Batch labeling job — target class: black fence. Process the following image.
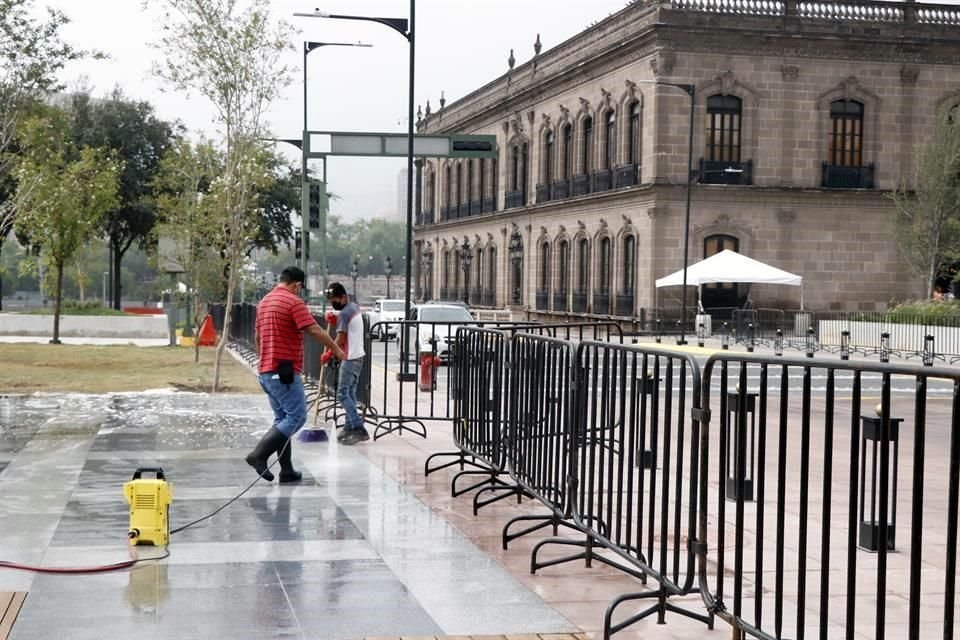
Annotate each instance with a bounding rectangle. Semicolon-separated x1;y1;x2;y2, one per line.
440;328;960;640
649;306;960;362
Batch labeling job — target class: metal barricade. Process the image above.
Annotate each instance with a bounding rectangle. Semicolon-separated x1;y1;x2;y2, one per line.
572;341;712;637
500;334;584;559
698;353;960;640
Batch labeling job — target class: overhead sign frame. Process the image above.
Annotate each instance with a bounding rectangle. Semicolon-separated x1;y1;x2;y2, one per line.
303;131;498;160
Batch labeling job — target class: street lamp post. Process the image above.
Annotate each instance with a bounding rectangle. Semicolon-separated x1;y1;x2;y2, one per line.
294;3;415;322
102;271;108;306
460;239;472;305
302;40;371;301
385;256;393;298
350;258;359;301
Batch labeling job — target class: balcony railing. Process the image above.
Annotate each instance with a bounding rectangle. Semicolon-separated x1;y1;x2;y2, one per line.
535;289;549;311
469;200;481;216
482;196;495;213
615;293;635;317
593;169;613;192
421;208;433;225
616;164;639;188
536;183;552;204
822;162;875;189
552;179;571;200
699;159;754;185
572;174;591;197
572;292;588;313
439;206;450;221
505;189;524;209
470;287;482;305
439;287;450;301
553;291;568;311
593;290;611;315
482;290;495;307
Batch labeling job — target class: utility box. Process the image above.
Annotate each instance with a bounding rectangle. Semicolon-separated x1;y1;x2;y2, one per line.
123;468;172;546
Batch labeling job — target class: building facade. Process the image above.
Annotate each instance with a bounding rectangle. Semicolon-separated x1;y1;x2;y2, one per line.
412;0;960;321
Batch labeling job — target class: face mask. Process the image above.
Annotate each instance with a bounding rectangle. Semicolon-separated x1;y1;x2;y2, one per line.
331;300;345;311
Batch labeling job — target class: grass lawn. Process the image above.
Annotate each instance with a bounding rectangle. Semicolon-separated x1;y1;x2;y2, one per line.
0;344;262;394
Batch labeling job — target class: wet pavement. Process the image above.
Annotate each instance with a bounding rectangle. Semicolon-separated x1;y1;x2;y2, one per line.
0;392;576;640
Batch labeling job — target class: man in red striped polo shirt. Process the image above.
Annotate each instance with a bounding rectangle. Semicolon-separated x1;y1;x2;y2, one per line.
245;267;345;483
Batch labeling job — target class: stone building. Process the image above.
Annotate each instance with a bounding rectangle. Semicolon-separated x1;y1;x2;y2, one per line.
412;0;960;321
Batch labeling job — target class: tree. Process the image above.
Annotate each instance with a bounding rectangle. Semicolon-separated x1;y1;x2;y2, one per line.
69;89;178;309
13;107;120;342
0;0;94;310
153;137;225;361
253;154;299;254
892;111;960;298
151;0;294;390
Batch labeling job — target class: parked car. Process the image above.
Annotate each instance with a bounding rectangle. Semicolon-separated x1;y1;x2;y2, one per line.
368;298;406;340
397;303;475;362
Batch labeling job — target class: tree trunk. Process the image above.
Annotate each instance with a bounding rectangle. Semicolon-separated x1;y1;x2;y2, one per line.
212;266;237;393
193;290;200;364
52;261;64;344
0;243;4;312
107;242;113;308
112;240;123;310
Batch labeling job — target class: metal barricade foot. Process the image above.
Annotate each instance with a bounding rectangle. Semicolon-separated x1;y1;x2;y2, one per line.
424;450;486;477
373;417;427;440
502;513;580;550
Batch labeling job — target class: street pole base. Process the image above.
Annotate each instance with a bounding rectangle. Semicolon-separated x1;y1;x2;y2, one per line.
49;339;62;345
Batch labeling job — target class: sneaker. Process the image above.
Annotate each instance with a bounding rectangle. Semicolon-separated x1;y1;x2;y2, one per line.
340;427;371;446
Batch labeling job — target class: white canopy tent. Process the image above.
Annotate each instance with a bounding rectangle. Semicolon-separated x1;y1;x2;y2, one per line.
655;250;804;309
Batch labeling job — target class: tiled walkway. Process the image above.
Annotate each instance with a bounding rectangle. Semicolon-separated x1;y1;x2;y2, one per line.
0;393;580;640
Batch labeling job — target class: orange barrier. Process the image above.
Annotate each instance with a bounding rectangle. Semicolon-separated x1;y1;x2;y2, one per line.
197;314;217;346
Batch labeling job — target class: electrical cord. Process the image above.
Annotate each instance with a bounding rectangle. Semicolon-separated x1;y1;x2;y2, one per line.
0;440;290;574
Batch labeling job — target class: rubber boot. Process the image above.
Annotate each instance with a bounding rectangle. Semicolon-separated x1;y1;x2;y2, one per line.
245;428;286;482
277;436;302;483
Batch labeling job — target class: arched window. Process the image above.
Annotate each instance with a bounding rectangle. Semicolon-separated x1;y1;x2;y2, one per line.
540;242;551;291
474;245;483;302
521;142;529;205
555;239;570;311
598;237;611;294
577;238;589;293
582;116;594;175
486;246;497;304
545;130;555;185
426;170;435;214
479;158;487;213
706;95;742;164
829;99;864;168
628;101;641;166
511;146;520;191
455;162;463;217
604;110;616;170
444;164;452;220
441;249;450;296
562;123;573;180
558;241;569;292
466;160;474;215
622;235;636;294
491;157;499;211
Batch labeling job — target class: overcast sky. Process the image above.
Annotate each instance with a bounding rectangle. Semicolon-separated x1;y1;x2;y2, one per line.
49;0;629;222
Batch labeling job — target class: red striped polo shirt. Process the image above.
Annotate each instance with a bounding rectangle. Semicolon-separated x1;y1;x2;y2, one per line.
256;286;316;374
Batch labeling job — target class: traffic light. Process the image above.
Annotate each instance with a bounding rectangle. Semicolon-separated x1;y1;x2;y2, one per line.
308;182;321;230
295;230;302;260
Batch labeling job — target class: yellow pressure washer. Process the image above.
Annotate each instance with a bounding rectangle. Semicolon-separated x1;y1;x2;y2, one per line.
123;467;173;546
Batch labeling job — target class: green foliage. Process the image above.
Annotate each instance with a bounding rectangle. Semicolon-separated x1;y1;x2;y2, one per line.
892;111;960;297
326;216;409;275
68;89;178;307
13;105;120;339
150;0;296;389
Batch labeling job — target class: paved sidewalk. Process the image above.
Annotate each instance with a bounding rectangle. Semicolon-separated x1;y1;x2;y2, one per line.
0;393;578;640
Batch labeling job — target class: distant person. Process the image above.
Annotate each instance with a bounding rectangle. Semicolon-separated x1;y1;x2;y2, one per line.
325;282;369;445
934;286;945;302
246;267;345;482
